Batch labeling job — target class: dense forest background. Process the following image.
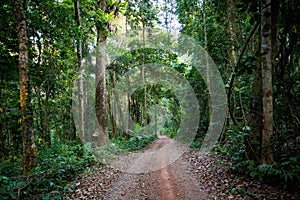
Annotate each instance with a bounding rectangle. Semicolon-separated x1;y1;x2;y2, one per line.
0;0;299;199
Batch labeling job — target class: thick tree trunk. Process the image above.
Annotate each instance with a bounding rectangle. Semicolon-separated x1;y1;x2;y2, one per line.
94;0;109;146
14;0;37;173
95;34;109;145
260;0;274;165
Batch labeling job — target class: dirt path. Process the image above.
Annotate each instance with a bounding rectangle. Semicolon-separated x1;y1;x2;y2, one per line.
104;137;209;199
64;138;299;200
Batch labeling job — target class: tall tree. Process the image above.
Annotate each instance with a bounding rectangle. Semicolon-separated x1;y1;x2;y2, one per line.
95;0;121;145
14;0;37;173
260;0;274;164
74;0;82;141
227;0;237;69
95;7;109;146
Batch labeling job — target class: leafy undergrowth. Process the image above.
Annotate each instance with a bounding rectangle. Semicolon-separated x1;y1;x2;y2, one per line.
0;142;96;200
0;135;157;199
214;127;300;193
111;134;157;152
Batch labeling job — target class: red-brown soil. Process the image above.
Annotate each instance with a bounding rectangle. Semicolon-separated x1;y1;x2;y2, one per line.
64;137;299;200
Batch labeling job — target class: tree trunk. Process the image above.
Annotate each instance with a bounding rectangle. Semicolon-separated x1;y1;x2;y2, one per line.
260;0;274;165
112;71;127;138
141;19;147;127
43;89;50;145
112;72;117;137
271;0;279;62
34;87;43;140
95;35;109;145
227;0;237;67
203;0;209;84
126;73;131;139
74;0;83;141
95;0;109;146
14;0;37;173
69;107;76;140
203;0;212;136
248;63;262;162
226;0;237;129
107;82;115;138
247;22;262;164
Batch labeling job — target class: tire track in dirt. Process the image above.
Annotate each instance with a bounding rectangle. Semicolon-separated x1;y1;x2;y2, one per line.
159;166;178;200
157;137;178;200
104;137;209;199
64;138;299;199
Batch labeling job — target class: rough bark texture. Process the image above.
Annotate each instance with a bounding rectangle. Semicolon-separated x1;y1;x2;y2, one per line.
226;0;237;130
95;38;109;146
14;0;37;173
95;0;109;146
260;0;274;164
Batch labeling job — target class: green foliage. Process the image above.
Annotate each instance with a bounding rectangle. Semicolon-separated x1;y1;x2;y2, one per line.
0;0;299;196
216;127;300;191
190;141;201;149
112;134;157;152
0;142;96;199
159;127;177;139
257;157;300;190
230;187;250;196
125;0;159;29
88;134;156;165
109;47;209;147
0;0;18;81
214;126;248;163
235;156;300;190
126;123;144;135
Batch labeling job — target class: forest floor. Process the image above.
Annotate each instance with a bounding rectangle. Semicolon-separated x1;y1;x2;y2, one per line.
64;137;299;200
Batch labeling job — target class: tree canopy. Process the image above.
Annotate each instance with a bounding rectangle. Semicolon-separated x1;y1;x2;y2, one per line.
0;0;299;198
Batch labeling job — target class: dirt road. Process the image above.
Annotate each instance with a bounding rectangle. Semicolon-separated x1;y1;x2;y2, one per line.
105;137;209;199
64;137;298;199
